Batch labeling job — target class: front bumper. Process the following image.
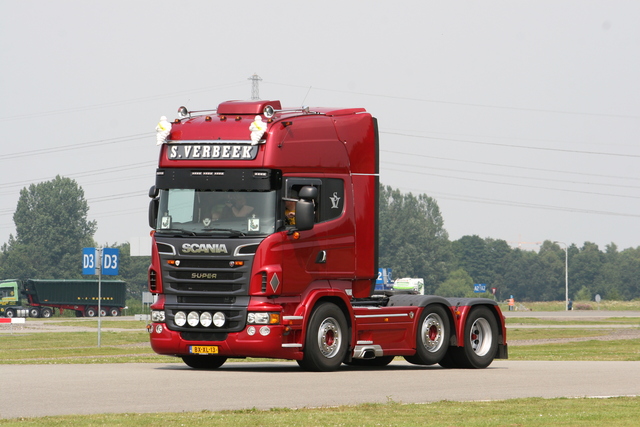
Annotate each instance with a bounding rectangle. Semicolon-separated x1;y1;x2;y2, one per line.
148;322;303;360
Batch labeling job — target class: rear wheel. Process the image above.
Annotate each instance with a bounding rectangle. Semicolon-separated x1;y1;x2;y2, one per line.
298;302;348;372
182;356;227;370
452;306;499;369
404;305;450;366
29;307;40;318
40;307;53;318
109;307;120;317
85;307;97;317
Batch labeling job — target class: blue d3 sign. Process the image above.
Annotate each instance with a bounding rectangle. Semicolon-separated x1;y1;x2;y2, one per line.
102;248;120;276
82;248;97;275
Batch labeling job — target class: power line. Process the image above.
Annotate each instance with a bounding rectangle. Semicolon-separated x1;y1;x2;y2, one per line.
265;80;640;120
0;81;247;122
0;161;155;191
381;149;640;182
381;166;640;200
381;130;640;158
392;184;640;219
0;133;151;161
382;160;640;190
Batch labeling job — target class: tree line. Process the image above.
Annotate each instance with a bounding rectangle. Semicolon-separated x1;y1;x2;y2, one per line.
0;177;638;302
378;185;640;302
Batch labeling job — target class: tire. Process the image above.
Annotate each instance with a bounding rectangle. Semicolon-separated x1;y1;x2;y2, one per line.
182;356;227;370
40;307;53;318
299;302;348;372
5;308;15;318
454;306;499;369
404;305;450;366
109;307;120;317
29;308;41;318
344;356;395;368
85;307;97;317
99;308;108;317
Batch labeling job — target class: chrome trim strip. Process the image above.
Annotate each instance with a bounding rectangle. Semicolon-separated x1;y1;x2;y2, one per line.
354;313;410;319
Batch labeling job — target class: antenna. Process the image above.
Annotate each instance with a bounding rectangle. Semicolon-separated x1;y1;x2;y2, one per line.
248;73;262;100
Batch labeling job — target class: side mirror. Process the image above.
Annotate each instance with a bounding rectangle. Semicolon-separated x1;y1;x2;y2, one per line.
148;199;159;229
298;186;318;200
149;185;158;198
294;186;318;231
295;200;315;231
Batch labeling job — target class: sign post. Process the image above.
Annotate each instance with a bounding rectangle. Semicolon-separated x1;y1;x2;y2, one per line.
83;247;119;347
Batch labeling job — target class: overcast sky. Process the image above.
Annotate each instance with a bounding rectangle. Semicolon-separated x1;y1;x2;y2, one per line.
1;1;639;254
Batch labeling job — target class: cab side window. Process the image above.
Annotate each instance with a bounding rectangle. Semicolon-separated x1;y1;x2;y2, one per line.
284;178;344;224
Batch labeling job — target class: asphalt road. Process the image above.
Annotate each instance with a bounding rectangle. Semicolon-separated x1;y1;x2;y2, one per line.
2;360;639;419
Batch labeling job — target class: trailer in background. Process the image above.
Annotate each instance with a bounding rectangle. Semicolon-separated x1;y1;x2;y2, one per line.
0;279;126;318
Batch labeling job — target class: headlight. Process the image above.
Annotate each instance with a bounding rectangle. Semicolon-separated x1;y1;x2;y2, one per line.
213;311;226;327
247;312;280;324
151;310;165;322
174;311;187;327
248;312;269;324
200;311;212;327
187;311;200;327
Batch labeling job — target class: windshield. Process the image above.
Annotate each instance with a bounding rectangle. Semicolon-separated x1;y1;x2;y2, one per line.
155;189;277;236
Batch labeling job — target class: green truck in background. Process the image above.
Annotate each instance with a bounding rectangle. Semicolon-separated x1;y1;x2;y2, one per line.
0;279;126;318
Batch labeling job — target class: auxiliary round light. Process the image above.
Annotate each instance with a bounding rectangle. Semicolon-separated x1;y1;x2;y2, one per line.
155;324;163;334
247;326;256;336
187;311;200;327
213;311;226;327
259;326;270;336
174;311;187;327
200;312;213;327
263;105;275;118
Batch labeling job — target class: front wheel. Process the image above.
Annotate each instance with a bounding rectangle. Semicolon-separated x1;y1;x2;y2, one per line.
299;302;348;372
182;356;227;370
5;308;15;318
404;305;450;366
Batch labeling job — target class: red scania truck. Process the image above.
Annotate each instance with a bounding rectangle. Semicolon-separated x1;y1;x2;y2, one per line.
147;99;507;371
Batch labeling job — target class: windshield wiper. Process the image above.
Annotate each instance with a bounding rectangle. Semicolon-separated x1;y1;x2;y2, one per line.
155;228;196;237
200;228;246;237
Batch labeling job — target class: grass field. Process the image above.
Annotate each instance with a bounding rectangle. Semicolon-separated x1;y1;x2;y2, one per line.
502;300;640;312
1;397;639;426
1;313;639;425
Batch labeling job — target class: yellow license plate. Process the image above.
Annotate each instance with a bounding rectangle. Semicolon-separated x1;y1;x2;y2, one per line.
189;345;219;354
